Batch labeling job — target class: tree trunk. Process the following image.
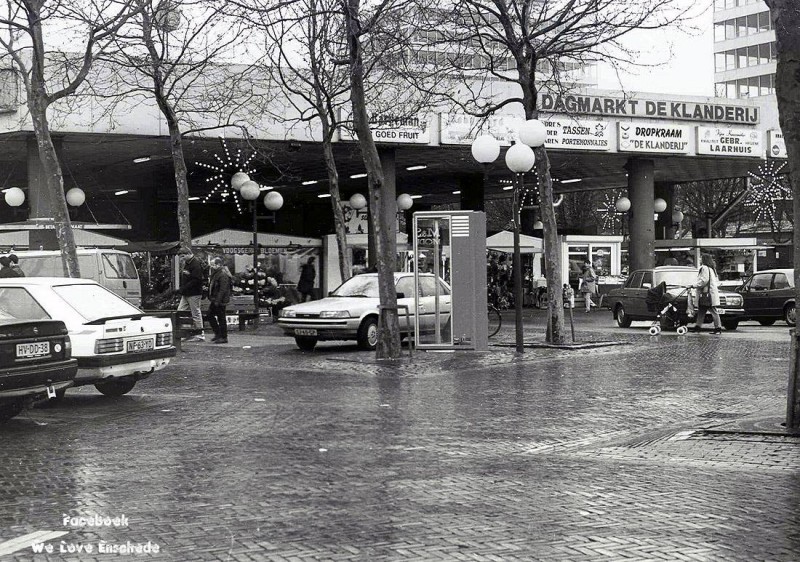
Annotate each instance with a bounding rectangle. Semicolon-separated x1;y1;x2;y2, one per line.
27;89;80;278
766;0;800;429
162;108;192;251
319;127;353;283
345;0;401;359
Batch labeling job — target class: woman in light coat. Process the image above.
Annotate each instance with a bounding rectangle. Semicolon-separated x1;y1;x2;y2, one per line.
690;254;722;334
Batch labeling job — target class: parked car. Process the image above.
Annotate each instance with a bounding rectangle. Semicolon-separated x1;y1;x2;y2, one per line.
278;273;451;351
0;317;78;421
734;268;795;327
605;266;745;330
0;278;176;396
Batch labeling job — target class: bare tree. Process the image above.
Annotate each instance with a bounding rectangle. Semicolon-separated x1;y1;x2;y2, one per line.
253;0;354;282
417;0;693;343
108;0;257;251
764;0;800;429
0;0;139;276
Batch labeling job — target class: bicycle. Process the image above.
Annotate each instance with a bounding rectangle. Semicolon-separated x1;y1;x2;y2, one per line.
487;304;502;338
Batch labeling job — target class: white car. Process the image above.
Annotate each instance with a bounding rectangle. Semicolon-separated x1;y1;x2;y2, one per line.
278;273;452;351
0;278;176;396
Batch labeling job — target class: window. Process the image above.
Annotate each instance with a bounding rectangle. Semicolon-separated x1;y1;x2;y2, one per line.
738;78;749;97
627;271;644;289
771;41;777;60
746;13;759;35
725;20;736;40
758;11;771;32
102;253;138;280
748;45;759;66
736;16;747;37
749;274;772;291
419;276;448;297
52;283;142;322
714;22;726;42
760;74;772;96
641;272;653;289
727;81;737;98
726;50;736;70
759;43;770;65
395;277;416;299
773;274;790;290
737;47;748;68
715;83;727;97
0;288;50;320
715;52;726;72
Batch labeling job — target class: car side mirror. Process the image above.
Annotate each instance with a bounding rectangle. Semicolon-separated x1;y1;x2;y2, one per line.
327;291;334;296
396;292;405;299
642;282;652;289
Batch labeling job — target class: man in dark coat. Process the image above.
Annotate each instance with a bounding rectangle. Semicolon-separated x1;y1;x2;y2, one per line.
0;256;14;278
7;254;24;277
176;249;206;341
297;256;316;302
207;257;233;344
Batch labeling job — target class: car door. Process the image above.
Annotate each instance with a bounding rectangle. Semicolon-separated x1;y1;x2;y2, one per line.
394;277;418;335
619;271;644;317
743;273;773;317
768;272;792;317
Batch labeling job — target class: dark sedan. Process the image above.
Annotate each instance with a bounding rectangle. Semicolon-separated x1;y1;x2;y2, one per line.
605;266;745;330
735;269;795;327
0;318;78;422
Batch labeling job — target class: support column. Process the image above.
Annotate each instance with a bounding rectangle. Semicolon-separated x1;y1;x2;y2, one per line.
626;158;655;271
378;148;397;271
459;173;484;211
654;181;676;240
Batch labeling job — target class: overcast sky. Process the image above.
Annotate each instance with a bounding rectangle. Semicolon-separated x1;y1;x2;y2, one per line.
596;1;716;97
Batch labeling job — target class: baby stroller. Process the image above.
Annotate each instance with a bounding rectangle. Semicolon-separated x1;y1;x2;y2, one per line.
645;281;690;336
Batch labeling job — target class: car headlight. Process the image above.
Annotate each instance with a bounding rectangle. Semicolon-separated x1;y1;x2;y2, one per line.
320;310;351;318
727;295;743;306
280;309;297;318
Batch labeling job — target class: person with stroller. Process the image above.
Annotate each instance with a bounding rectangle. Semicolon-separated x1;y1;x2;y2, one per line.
689;254;722;334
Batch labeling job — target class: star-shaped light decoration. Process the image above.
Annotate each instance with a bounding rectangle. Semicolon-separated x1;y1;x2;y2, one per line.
745;160;790;224
195;138;258;214
596;190;626;232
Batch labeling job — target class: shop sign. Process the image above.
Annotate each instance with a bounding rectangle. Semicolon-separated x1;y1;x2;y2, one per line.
539;93;759;124
618;123;691;154
342;204;368;234
541;117;611;151
221;246;311;256
440;113;522;145
339;113;430;144
697;127;763;157
768;129;787;159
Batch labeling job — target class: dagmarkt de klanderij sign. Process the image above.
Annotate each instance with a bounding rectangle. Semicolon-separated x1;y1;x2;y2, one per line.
538;94;760;125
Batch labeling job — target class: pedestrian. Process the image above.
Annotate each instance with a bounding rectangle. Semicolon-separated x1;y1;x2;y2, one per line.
689;254;722;335
0;256;14;278
176;248;206;342
207;257;233;344
579;260;597;313
6;254;24;276
297;256;316;302
663;251;678;266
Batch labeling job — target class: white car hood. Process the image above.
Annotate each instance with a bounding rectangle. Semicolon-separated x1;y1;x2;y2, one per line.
285;297;379;314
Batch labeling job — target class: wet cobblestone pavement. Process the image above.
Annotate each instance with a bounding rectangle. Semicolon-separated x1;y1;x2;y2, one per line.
1;310;799;560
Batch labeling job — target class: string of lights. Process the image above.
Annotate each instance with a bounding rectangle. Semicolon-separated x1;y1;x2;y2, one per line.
745;160;790;225
195;138;258;214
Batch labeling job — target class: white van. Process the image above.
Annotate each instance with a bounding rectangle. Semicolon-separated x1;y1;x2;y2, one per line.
11;249;142;307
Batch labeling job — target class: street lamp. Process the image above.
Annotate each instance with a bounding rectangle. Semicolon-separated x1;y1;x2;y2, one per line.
671;209;684;239
615;196;631;237
235;174;283;327
4;187;25;207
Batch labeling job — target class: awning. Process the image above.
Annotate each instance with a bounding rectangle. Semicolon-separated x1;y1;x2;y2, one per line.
486;230;543;254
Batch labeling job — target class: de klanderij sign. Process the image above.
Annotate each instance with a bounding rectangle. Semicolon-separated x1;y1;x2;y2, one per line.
539;93;759;125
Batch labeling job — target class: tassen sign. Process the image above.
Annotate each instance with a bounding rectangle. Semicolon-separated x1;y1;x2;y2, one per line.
618;124;692;154
697;127;763;157
542;117;611;151
539;93;759;125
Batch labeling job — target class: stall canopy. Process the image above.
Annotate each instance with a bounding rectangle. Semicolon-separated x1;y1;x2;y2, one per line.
486;231;543;254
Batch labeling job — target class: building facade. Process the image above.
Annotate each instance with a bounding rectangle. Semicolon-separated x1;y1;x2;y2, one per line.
713;0;776;99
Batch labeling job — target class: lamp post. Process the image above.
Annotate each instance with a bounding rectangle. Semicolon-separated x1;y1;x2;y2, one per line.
4;187;25;208
236;174;283;327
615;196;631;237
672;210;684;239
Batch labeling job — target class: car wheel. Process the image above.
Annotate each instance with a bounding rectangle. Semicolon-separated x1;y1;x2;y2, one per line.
721;319;739;331
0;401;23;422
785;304;796;327
758;319;776;326
94;378;136;397
357;316;379;350
615;305;632;328
294;336;318;351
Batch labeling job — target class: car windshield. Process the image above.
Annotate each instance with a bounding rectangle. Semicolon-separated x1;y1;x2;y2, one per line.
331;276;379;298
52;283;143;322
654;270;698;287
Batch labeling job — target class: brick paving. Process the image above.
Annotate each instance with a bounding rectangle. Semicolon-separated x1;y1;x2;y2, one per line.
0;311;799;560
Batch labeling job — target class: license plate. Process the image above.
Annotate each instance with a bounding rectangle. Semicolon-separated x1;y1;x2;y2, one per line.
16;342;50;359
295;329;317;336
126;338;155;352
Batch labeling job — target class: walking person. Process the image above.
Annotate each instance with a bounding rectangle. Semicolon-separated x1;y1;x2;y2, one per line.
297;256;316;302
0;256;14;278
176;249;206;342
579;260;597;313
689;254;722;335
207;257;233;344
